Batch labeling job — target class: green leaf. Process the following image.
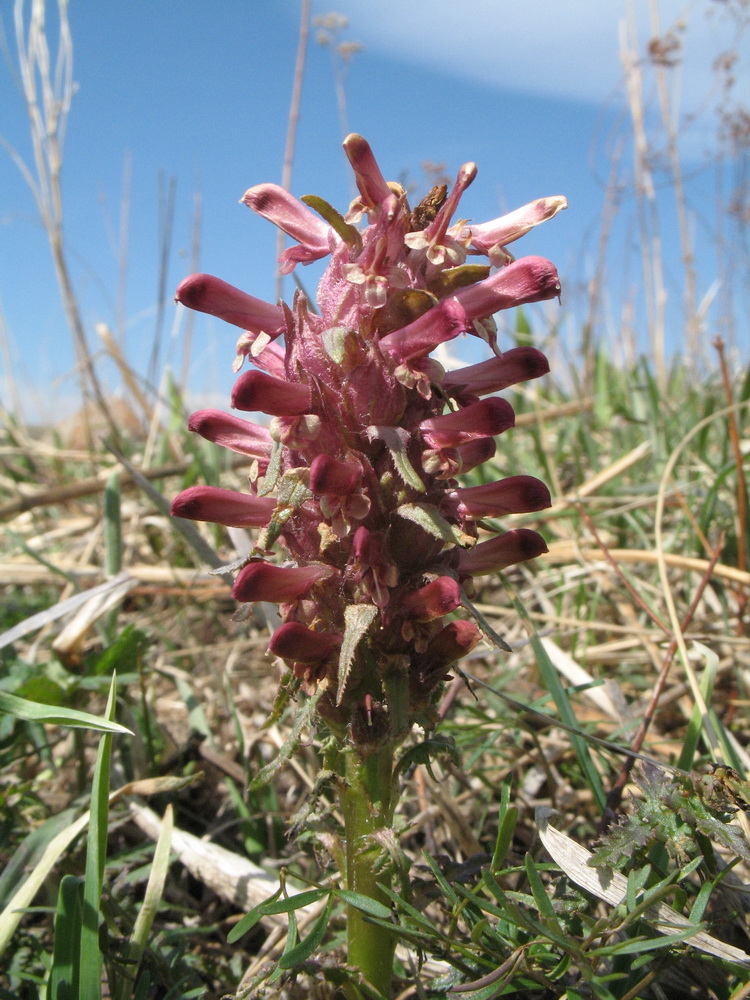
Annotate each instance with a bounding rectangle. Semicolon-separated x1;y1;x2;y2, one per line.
395;734;460;782
366;426;425;492
227;888;282;944
334;889;392;920
260;888;327;914
337;604;378;705
459;590;512;652
79;673;118;1000
491;778;518;872
279;895;335;969
114;805;174;1000
249;686;324;790
301;195;362;251
49;875;83;1000
0;689;132;735
395;502;474;548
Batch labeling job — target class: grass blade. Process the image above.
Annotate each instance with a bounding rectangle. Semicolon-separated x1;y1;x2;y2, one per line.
114;804;174;1000
49;875;84;1000
0;689;132;734
79;673;118;1000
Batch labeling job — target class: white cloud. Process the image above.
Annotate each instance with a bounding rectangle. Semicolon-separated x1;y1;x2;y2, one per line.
316;0;747;111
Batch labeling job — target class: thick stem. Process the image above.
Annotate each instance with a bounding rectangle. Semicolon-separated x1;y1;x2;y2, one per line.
340;742;396;998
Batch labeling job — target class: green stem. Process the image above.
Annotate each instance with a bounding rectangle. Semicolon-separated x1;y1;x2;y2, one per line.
340;742;396;998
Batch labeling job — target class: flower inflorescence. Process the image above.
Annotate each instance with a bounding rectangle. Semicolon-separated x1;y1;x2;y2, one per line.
171;134;564;752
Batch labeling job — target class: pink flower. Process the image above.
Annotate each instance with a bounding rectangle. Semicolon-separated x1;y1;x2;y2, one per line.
172;135;561;748
188;410;272;463
171;486;276;528
458;528;549;576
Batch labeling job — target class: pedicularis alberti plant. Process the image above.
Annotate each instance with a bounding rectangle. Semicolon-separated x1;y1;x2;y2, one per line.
171;134;564;996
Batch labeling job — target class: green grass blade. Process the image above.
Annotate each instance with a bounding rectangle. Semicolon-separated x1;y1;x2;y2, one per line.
114;804;174;1000
79;673;118;1000
0;807;78;910
0;810;90;956
505;584;606;809
0;689;132;734
49;875;84;1000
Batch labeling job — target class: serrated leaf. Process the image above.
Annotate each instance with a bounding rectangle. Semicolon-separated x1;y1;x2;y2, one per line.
366;426;425;492
337;604;378;705
395;502;474;548
301;195;362;251
258;467;313;549
249;686;324;790
395;734;460;781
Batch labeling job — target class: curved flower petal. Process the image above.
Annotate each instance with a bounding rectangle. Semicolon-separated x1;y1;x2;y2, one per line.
171;486;276;528
420;398;515;449
453;476;551;518
175;273;285;335
231;371;313;416
309;454;361;495
458;528;549;575
401;577;462;622
233;561;332;603
242;183;332;248
269;622;342;663
188;410;272;460
463;196;568;256
443;347;550;399
343;133;393;211
454;256;561;320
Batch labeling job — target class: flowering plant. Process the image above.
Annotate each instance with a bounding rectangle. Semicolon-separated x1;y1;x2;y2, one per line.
171;134;564;996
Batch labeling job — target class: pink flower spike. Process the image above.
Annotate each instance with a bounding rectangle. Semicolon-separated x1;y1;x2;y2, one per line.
464;196;568;257
171;486;276;528
420;398;515;449
233;561;331;603
309;455;360;495
378;297;469;363
175;274;285;335
443;347;550;399
231;371;312;416
401;577;462;622
458;528;549;575
453;476;552;518
188;410;272;460
343;133;393;211
269;622;342;664
454;256;561;321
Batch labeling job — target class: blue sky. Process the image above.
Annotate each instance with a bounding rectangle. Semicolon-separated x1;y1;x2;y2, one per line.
1;1;746;422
